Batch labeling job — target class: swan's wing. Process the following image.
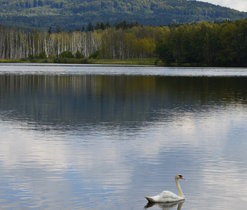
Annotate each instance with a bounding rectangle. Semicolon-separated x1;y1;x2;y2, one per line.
159;191;182;202
161;191;178;198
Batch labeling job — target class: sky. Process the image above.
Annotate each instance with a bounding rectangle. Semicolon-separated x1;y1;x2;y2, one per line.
199;0;247;12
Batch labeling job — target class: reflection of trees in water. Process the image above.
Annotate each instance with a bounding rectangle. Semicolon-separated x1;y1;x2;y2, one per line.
0;75;247;127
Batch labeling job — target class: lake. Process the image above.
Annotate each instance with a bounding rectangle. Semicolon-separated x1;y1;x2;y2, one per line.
0;64;247;210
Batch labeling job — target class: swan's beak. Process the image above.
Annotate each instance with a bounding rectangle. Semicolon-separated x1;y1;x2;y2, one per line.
180;176;185;180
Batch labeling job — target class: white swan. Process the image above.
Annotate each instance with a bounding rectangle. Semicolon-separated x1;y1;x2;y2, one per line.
145;174;185;203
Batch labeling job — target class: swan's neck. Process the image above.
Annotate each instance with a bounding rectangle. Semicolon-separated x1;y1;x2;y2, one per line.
175;178;184;198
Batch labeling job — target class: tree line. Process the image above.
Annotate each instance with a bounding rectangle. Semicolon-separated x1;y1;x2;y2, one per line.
0;19;246;66
0;23;163;60
0;26;100;59
49;21;141;33
156;19;247;66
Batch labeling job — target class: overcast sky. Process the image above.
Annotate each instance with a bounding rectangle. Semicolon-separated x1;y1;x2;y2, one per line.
199;0;247;12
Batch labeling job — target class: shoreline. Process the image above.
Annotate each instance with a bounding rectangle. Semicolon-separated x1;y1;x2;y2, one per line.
0;58;157;66
0;58;246;68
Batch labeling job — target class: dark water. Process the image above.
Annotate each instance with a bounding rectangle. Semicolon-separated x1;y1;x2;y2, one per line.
0;65;247;210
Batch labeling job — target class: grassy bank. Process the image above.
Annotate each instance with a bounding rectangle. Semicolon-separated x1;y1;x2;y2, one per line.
0;59;30;63
90;58;156;65
0;58;157;66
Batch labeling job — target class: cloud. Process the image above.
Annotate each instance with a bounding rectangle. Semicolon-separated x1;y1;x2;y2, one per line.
199;0;247;12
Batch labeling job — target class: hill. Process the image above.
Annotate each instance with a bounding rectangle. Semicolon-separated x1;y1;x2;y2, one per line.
0;0;246;30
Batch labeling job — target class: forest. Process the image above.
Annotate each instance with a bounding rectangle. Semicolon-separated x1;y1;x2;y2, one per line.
0;19;246;66
156;19;247;66
0;0;246;30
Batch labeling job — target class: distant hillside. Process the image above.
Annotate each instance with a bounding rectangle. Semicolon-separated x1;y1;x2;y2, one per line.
0;0;246;30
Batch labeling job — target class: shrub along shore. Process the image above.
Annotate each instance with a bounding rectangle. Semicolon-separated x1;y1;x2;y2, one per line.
0;19;246;67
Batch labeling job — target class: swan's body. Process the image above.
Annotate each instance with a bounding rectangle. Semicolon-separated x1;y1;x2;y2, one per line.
145;191;183;203
145;174;185;203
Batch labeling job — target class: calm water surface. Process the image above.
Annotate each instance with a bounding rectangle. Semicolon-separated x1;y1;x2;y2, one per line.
0;64;247;210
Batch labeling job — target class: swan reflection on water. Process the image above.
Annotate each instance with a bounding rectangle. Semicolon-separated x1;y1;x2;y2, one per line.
145;200;184;210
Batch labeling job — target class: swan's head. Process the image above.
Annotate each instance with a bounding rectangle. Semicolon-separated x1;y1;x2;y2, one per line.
175;174;185;180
